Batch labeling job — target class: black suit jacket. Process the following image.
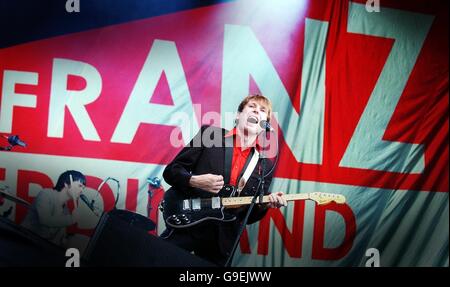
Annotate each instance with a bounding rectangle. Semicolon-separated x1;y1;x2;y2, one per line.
163;125;275;256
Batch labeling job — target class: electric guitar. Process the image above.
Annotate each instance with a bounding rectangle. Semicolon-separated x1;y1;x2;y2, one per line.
160;186;346;229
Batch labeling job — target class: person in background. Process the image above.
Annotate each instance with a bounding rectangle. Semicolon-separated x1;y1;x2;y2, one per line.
21;170;86;247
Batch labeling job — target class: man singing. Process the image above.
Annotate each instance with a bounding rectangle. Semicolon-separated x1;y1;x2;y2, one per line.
161;94;286;266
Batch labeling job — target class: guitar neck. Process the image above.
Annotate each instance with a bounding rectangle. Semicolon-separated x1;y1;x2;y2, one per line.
221;193;309;208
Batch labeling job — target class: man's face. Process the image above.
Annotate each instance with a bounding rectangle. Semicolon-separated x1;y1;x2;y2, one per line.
236;99;269;135
67;180;85;199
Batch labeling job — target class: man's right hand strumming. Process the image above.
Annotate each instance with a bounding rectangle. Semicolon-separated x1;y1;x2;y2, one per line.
189;174;224;194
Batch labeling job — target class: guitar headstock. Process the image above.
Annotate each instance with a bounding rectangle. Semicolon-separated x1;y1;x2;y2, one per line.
309;192;346;205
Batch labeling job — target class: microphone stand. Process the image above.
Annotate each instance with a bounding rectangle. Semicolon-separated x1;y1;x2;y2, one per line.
87;177;120;217
1;135;26;151
97;177;121;211
0;135;12;151
224;127;277;267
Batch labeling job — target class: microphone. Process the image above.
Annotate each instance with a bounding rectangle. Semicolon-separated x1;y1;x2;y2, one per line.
79;194;97;216
5;135;26;147
259;120;274;132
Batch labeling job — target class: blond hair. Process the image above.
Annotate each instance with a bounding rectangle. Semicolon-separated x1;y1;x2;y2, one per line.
237;94;272;121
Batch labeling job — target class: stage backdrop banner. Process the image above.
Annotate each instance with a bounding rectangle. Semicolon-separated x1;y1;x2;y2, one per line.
0;0;448;266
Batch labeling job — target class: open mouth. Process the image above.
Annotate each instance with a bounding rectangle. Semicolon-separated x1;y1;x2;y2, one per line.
247;115;259;124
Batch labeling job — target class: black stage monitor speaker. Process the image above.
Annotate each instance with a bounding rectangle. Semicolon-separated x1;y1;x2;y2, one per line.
83;209;214;267
0;217;67;266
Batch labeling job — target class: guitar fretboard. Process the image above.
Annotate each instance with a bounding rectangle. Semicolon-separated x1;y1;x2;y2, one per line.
221;193;310;208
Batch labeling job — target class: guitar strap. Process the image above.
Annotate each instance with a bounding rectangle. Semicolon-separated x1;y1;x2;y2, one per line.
224;135;260;195
224;137;259;194
236;148;259;195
